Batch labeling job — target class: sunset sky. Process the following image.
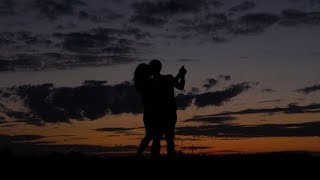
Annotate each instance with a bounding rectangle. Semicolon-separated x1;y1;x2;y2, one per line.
0;0;320;156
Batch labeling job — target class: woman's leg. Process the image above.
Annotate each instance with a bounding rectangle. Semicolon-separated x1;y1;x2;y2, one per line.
136;129;152;157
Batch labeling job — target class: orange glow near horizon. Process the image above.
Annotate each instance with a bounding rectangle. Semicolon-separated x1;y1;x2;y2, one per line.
1;108;320;155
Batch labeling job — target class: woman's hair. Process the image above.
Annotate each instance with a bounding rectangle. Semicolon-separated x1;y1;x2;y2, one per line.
134;63;150;94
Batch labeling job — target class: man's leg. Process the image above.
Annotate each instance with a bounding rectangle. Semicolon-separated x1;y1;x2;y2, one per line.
151;130;161;158
166;114;177;157
166;127;175;157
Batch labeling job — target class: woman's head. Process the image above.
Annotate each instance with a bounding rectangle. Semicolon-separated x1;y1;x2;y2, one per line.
134;63;150;93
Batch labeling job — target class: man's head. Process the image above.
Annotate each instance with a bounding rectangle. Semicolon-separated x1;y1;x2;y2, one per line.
149;59;162;75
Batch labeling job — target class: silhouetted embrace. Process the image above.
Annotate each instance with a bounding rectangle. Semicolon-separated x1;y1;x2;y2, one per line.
134;59;187;158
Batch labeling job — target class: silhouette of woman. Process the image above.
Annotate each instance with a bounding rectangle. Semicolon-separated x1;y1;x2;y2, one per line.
134;63;153;157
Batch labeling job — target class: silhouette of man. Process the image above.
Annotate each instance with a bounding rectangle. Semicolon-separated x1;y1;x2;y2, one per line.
148;59;186;158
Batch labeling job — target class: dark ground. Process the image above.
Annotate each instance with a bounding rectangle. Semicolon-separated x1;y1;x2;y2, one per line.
1;148;319;178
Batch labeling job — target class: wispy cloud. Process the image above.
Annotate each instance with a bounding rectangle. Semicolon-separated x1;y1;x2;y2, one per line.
261;88;276;93
176;121;320;138
205;103;320;117
0;53;143;72
185;116;237;124
218;75;231;81
33;0;86;20
0;134;137;155
94;127;136;133
203;78;218;90
195;82;253;107
0;0;15;17
229;1;256;13
130;0;208;26
296;84;320;94
257;99;283;104
54;27;151;54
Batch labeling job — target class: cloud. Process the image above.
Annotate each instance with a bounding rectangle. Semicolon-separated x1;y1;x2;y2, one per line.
296;84;320;94
43;144;138;154
0;134;137;155
176;121;320;138
0;28;149;71
130;0;208;26
78;9;123;23
83;80;108;86
6;109;53;126
176;93;194;110
9;135;45;142
15;31;53;47
0;0;15;16
176;8;319;42
209;1;224;8
0;123;18;128
208;103;320;117
0;134;44;143
176;58;199;62
181;146;211;150
0;32;15;48
54;27;151;54
132;0;208;16
203;78;218;90
3;81;142;124
187;87;200;95
0;31;54;53
177;81;255;109
230;13;279;35
229;1;256;12
185;116;237;124
54;31;130;54
177;12;279;41
130;14;167;27
0;103;8;112
218;75;231;81
33;0;86;19
94;127;136;133
0;58;12;71
0;32;14;46
261;88;276;93
0;53;142;72
123;26;153;39
178;13;229;34
0;116;5;123
1;81;257;124
195;82;253;107
279;9;320;27
257;99;283;104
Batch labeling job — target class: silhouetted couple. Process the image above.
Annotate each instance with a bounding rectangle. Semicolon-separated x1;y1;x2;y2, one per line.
134;59;186;158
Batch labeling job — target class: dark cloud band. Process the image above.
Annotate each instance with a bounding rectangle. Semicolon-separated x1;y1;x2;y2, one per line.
1;80;253;125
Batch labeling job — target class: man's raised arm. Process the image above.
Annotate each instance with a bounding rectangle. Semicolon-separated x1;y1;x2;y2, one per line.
174;66;187;90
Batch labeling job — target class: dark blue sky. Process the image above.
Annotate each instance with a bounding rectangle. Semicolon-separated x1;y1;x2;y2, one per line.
1;0;319;102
